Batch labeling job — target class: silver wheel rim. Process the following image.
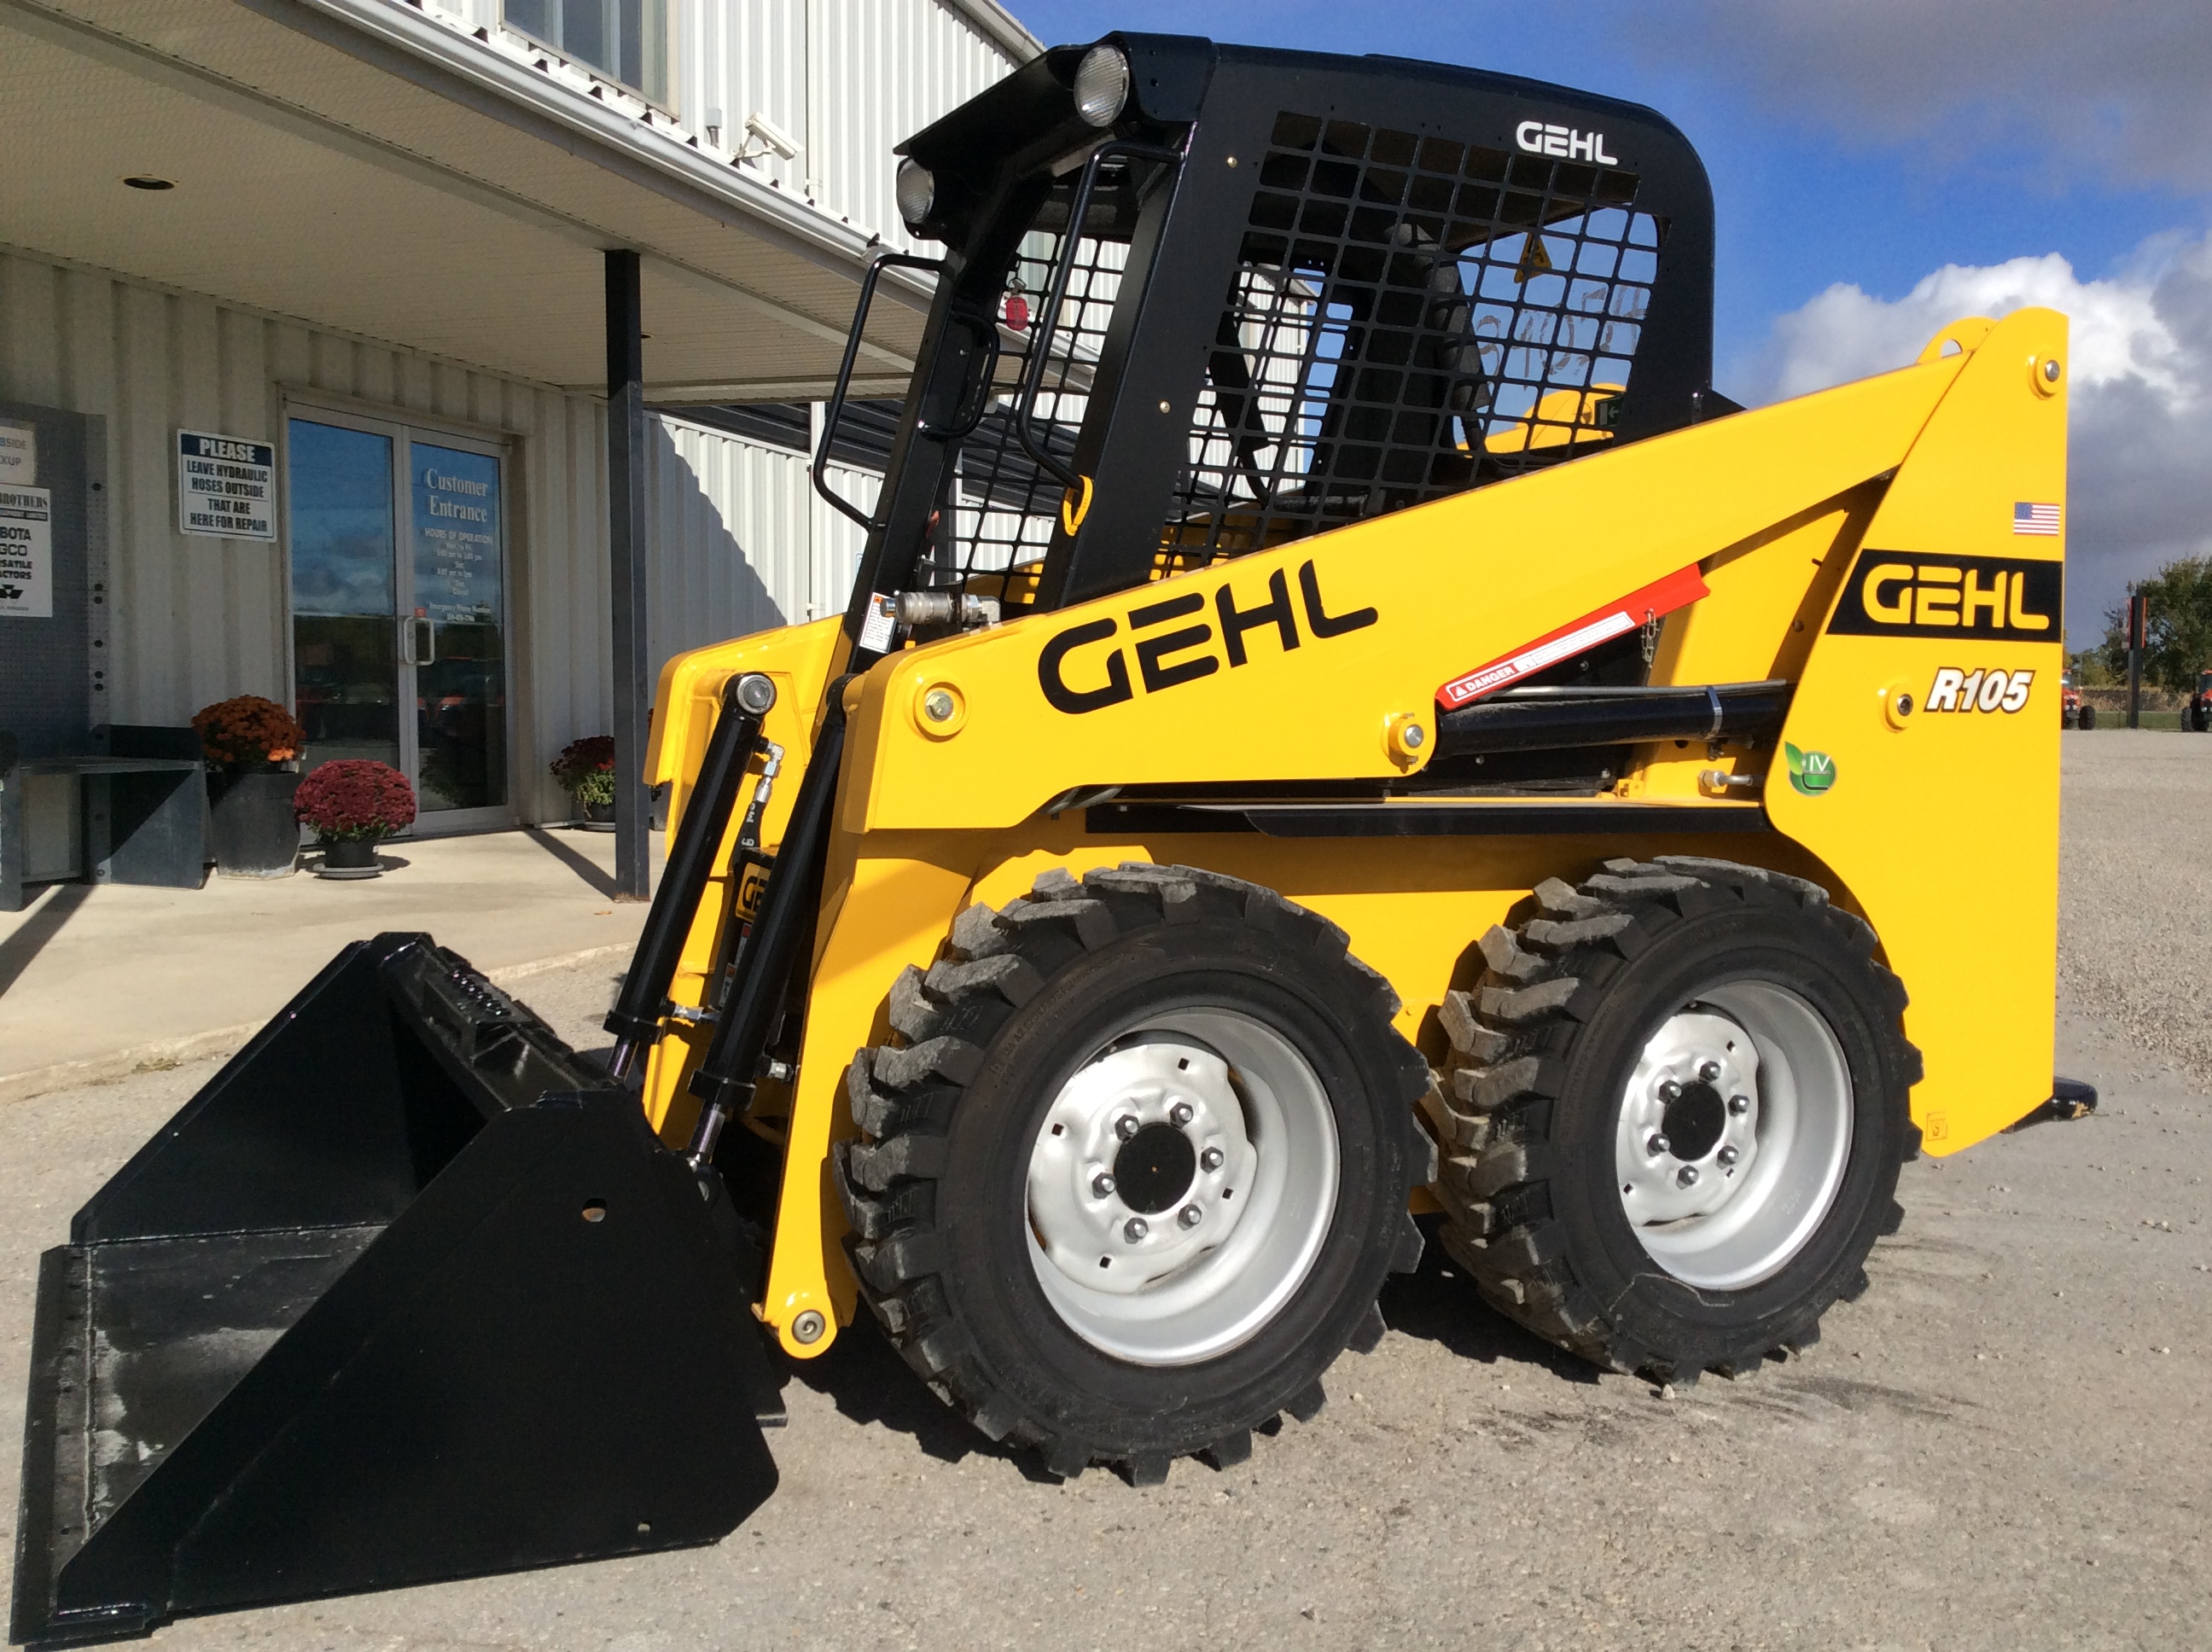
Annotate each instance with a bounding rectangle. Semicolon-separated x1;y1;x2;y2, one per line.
1614;980;1852;1291
1025;1008;1339;1366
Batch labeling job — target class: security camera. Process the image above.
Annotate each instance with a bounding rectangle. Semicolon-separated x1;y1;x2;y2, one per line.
740;111;800;163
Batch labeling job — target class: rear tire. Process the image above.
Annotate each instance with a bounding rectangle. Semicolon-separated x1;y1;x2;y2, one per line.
1426;857;1921;1383
835;864;1430;1480
2080;703;2098;730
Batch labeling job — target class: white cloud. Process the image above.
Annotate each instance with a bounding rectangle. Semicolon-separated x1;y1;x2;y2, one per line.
1744;233;2212;638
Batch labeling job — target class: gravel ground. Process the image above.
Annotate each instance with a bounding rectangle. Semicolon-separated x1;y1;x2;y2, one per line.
2060;729;2212;1086
0;738;2205;1649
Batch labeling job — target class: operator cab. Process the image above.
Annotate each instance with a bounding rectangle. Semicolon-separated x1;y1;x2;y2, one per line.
824;34;1721;636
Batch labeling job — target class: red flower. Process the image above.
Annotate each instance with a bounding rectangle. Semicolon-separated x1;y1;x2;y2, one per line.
193;695;307;770
294;759;417;841
550;735;619;800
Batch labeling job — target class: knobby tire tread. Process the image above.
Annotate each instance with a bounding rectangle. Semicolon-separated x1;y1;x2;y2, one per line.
1424;856;1922;1385
835;863;1431;1480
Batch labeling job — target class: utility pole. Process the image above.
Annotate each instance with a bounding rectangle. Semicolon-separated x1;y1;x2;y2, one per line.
606;248;652;901
2126;589;2149;730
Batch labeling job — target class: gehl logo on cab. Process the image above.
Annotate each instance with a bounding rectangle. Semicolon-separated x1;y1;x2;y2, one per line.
1825;548;2061;641
1039;560;1376;713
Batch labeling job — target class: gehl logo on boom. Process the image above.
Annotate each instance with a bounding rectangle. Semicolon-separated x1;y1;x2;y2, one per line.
1825;548;2061;641
1039;560;1377;713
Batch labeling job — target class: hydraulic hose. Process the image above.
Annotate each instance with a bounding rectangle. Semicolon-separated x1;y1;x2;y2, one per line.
684;686;850;1166
602;672;776;1079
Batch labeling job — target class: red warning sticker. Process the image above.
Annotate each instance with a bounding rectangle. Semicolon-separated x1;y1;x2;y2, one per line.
1436;563;1709;708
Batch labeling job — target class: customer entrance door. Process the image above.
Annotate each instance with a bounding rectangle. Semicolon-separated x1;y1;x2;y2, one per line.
286;411;511;831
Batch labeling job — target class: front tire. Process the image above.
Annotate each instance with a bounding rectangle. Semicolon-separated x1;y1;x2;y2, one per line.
835;864;1430;1480
1427;858;1921;1383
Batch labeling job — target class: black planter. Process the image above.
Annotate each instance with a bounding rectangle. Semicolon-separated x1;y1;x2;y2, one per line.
322;838;379;870
209;771;300;878
576;798;615;831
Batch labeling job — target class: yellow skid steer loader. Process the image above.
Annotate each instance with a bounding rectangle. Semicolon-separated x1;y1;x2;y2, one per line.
13;32;2082;1646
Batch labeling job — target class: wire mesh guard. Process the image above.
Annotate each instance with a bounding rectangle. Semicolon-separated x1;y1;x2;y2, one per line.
925;117;1658;600
919;173;1132;606
1166;111;1659;567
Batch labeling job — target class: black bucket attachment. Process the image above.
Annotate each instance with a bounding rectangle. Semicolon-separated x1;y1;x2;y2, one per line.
10;934;782;1648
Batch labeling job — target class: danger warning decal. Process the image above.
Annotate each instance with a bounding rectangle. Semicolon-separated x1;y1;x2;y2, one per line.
1436;564;1709;709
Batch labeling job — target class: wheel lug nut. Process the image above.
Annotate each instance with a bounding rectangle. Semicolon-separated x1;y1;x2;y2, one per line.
1092;1172;1116;1197
1170;1102;1195;1126
1728;1094;1751;1115
1178;1203;1203;1229
1646;1133;1671;1155
1697;1060;1720;1083
1677;1166;1699;1188
1115;1114;1140;1140
1124;1217;1148;1242
1658;1079;1683;1102
1717;1146;1739;1166
1200;1147;1225;1172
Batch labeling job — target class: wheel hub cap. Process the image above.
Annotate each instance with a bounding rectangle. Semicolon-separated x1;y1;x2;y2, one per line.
1024;1009;1338;1367
1618;1012;1761;1225
1614;983;1854;1292
1028;1040;1255;1297
1114;1123;1198;1214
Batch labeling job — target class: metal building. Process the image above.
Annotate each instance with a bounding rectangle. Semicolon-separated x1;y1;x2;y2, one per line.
0;0;1031;874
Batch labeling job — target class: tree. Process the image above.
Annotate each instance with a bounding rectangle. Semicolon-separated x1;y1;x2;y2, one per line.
2098;556;2212;693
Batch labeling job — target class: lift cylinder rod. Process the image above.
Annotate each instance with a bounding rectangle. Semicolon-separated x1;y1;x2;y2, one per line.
603;672;776;1077
684;691;850;1165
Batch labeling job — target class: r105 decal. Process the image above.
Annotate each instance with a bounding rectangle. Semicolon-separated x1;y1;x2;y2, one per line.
1927;667;2033;713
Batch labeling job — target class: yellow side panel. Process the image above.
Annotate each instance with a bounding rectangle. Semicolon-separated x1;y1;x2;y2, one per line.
844;358;1967;834
1767;308;2068;1155
637;618;846;1139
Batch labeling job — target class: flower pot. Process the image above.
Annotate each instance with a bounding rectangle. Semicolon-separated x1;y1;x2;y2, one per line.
575;799;616;831
209;771;301;878
323;838;379;870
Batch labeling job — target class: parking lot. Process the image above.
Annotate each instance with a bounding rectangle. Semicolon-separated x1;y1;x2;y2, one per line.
2;730;2205;1649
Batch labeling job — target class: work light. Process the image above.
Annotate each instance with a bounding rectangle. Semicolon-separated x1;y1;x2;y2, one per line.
1074;44;1130;127
895;157;934;227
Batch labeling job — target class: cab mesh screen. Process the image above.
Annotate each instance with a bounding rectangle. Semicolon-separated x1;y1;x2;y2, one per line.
919;169;1133;606
1161;111;1660;567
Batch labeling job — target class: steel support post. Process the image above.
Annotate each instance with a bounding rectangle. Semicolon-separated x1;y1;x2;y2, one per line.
606;249;652;900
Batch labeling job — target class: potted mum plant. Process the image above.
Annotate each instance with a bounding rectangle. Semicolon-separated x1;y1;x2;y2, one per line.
192;695;309;877
550;735;617;829
294;759;416;878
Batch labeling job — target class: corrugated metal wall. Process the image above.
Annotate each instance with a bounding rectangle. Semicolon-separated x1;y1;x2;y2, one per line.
659;0;1031;246
802;0;1027;246
0;246;613;822
0;246;892;824
648;411;879;637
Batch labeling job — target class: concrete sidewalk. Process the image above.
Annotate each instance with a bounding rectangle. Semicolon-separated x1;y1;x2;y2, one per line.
0;827;657;1101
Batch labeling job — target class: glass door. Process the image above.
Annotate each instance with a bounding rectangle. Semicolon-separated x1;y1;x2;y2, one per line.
287;412;512;833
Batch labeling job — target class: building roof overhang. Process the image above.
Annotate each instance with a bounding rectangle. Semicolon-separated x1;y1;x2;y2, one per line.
0;0;984;400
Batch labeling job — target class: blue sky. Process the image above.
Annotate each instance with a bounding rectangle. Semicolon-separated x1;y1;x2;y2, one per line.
1015;1;2206;378
1013;2;2212;630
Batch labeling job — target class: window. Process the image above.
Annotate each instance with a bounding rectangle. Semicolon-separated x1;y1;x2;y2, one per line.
505;0;668;107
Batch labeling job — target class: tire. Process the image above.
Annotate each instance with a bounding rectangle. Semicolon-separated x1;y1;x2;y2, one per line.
1426;857;1921;1384
2080;704;2098;730
835;864;1432;1481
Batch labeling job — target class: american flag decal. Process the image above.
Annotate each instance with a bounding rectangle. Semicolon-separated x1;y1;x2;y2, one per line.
2013;501;2061;537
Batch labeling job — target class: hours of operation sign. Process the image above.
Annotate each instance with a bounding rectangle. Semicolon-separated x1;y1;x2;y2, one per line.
177;429;276;540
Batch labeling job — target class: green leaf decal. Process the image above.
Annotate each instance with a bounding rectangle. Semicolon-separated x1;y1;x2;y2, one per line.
1784;742;1836;797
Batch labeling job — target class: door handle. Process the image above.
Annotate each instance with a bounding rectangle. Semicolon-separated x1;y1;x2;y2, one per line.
399;615;436;666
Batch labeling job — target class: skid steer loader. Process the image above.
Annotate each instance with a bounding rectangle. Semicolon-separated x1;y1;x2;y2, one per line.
14;32;2081;1646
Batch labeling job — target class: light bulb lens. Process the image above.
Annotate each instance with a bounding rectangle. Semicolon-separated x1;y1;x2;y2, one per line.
1073;44;1130;128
